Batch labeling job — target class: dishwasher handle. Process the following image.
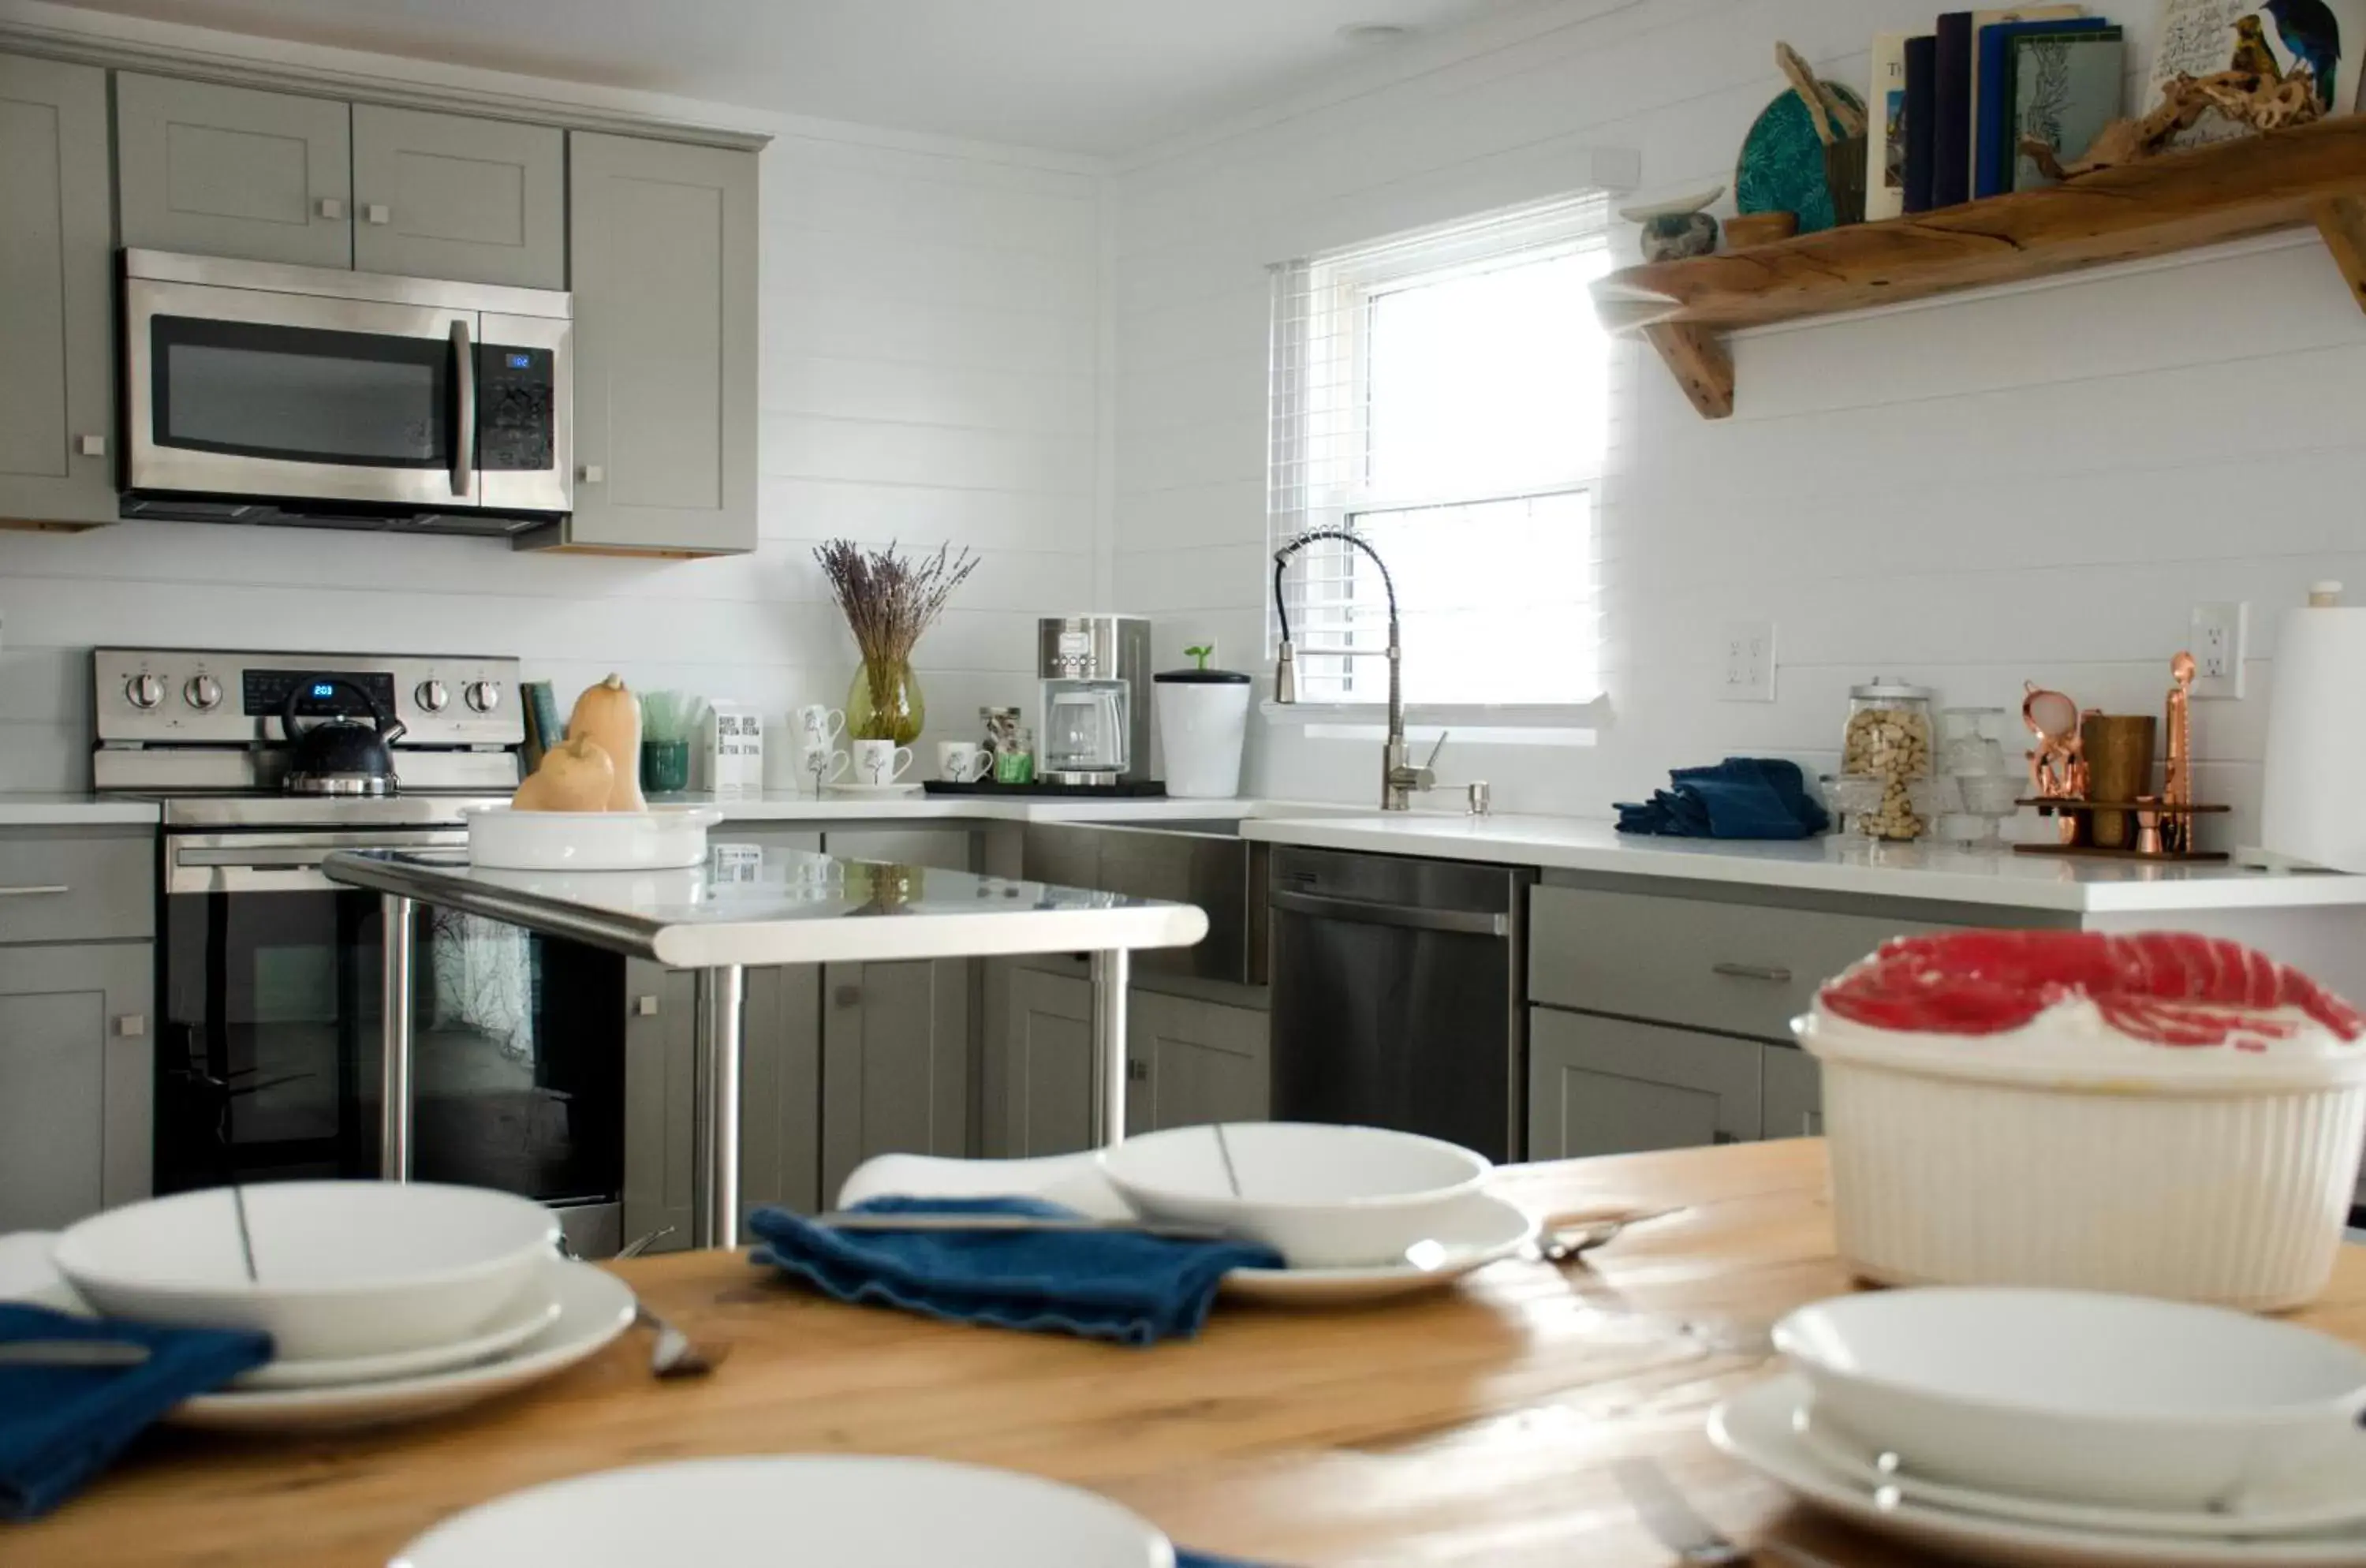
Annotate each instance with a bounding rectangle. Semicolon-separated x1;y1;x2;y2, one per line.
1270;887;1508;937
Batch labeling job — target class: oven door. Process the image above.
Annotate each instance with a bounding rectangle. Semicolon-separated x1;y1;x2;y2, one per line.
158;832;625;1222
126;276;481;510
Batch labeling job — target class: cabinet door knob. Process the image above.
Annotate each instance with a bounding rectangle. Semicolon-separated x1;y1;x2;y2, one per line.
364;203;390;225
1125;1060;1148;1083
833;984;863;1009
75;434;106;457
1802;1111;1823;1136
632;995;659;1017
114;1014;147;1038
579;464;605;484
316;196;345;220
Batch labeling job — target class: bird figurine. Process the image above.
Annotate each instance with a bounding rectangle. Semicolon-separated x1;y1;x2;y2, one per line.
2262;0;2343;109
2231;13;2286;80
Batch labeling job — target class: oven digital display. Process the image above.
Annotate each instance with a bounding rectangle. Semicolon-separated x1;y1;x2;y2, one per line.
242;670;395;719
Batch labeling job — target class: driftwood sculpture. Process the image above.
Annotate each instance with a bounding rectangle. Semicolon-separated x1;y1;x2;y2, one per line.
2021;68;2323;181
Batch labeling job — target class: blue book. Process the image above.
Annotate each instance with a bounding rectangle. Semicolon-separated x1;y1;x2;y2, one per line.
1903;34;1939;213
1975;19;2110;196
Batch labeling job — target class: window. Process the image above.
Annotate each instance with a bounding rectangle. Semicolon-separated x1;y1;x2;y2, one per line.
1267;195;1618;713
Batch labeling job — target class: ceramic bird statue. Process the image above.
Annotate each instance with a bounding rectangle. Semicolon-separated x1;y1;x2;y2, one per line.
2232;13;2286;80
2263;0;2342;108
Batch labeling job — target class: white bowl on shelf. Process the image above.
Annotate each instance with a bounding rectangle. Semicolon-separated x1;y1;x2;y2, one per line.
54;1182;560;1361
463;805;722;870
1774;1286;2366;1512
1095;1122;1490;1268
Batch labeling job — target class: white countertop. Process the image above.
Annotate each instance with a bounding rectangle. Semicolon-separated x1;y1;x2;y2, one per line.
663;790;1276;825
1237;813;2366;915
320;846;1208;969
0;793;161;827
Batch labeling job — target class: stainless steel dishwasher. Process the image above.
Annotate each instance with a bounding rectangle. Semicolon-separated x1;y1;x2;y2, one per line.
1267;846;1535;1162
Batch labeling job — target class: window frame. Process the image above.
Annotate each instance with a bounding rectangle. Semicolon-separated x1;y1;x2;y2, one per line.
1265;196;1617;727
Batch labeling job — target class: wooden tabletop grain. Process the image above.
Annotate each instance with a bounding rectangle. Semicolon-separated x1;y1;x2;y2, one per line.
16;1139;2366;1566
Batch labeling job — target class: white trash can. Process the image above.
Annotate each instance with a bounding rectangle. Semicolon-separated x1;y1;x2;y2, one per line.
1154;663;1251;799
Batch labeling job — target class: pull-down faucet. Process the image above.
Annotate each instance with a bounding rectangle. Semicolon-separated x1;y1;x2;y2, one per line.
1271;528;1447;811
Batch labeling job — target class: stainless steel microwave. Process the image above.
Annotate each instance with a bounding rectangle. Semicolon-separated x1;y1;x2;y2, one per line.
120;249;571;536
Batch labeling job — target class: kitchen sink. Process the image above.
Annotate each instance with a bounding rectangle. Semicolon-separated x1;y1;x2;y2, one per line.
1022;819;1266;982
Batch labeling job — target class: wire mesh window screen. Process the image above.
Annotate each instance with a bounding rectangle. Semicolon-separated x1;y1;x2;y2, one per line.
1267;192;1618;707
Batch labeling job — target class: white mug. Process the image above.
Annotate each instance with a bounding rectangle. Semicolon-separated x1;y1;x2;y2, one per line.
794;704;845;749
851;738;913;786
801;744;849;790
936;741;989;783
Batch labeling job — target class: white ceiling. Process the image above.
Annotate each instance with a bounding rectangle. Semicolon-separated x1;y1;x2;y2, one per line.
51;0;1540;154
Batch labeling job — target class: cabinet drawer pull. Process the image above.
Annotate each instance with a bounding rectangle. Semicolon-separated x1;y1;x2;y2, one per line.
76;434;106;457
1710;961;1793;984
316;196;345;220
114;1014;147;1038
0;884;69;898
364;203;391;225
632;995;659;1017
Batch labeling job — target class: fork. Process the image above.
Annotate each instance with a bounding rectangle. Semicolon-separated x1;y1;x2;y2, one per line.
605;1227;722;1378
1614;1456;1844;1568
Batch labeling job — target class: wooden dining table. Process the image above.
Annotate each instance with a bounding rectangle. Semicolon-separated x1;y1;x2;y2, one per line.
17;1137;2366;1566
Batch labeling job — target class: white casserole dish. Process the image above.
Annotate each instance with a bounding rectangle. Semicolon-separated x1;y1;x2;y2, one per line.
463;805;723;871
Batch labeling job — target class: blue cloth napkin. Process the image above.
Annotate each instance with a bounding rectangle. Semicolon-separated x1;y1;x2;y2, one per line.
748;1196;1283;1347
1615;756;1829;839
0;1302;271;1520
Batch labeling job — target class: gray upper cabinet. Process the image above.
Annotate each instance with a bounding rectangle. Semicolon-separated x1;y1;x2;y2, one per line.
115;73;353;268
556;131;758;555
0;54;115;526
0;943;152;1231
1528;1006;1761;1162
350;105;564;289
1127;989;1269;1136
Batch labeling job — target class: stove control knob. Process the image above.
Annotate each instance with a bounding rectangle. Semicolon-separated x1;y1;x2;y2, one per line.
125;673;164;709
464;679;502;714
183;674;222;711
416;679;450;714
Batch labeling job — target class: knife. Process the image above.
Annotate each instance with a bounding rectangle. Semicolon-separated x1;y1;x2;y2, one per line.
0;1340;153;1368
809;1211;1231;1241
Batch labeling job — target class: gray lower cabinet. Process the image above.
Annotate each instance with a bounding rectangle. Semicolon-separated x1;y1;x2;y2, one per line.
0;54;114;526
350;104;564;289
621;961;696;1253
1125;989;1269;1135
741;961;822;1215
0;943;152;1230
1528;1006;1761;1161
1761;1044;1823;1139
115;73;353;267
998;964;1096;1157
821;957;968;1202
554;131;758;555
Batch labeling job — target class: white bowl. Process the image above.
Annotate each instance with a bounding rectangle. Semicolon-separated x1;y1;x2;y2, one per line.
1095;1122;1490;1268
464;805;722;870
1774;1286;2366;1511
54;1182;560;1361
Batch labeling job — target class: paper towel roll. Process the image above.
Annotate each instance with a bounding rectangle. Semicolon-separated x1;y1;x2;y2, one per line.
2260;603;2366;872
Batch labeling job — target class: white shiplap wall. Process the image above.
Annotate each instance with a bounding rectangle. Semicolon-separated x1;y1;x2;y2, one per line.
1108;0;2366;849
0;32;1099;788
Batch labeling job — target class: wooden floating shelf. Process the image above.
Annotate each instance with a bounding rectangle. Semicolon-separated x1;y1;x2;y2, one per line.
1595;114;2366;418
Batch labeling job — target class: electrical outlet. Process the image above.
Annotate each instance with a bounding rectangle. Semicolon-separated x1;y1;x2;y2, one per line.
2189;602;2247;699
1718;619;1776;702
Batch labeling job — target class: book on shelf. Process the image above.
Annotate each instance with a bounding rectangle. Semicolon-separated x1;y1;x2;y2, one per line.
1903;32;1940;211
2013;28;2127;189
2146;0;2366;149
1932;13;1976;207
1976;17;2111;196
1867;33;1913;221
1968;5;2088;185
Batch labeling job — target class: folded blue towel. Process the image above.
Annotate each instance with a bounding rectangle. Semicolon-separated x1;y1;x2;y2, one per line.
748;1196;1282;1347
1615;756;1829;839
0;1302;271;1520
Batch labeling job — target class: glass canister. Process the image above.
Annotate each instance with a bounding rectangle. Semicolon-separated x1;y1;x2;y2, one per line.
1840;679;1935;840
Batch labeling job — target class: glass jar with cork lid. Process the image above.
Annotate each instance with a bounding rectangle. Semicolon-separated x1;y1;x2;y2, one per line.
1839;678;1935;840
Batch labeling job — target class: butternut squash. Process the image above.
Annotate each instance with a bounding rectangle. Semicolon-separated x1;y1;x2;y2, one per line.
511;734;615;812
566;674;645;811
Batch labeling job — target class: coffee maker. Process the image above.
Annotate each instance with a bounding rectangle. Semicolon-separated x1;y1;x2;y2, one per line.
1036;615;1154;786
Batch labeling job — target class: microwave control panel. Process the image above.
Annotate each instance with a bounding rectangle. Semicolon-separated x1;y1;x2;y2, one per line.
477;343;555;472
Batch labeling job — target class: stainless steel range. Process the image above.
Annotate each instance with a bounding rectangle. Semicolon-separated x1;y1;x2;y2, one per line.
94;647;625;1254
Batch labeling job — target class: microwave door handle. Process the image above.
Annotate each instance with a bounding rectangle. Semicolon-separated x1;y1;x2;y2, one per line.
450;317;476;499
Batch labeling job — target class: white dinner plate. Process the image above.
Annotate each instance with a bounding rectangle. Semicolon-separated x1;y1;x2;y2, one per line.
834;1151;1536;1303
390;1455;1171;1568
1711;1375;2366;1567
233;1294;562;1390
1218;1190;1538;1305
1791;1402;2366;1539
170;1259;633;1433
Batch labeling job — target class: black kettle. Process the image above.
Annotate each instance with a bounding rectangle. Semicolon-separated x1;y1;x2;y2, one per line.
282;677;405;796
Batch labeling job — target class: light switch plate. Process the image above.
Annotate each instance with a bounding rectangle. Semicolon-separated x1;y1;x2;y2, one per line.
2189;601;2246;698
1719;620;1776;702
